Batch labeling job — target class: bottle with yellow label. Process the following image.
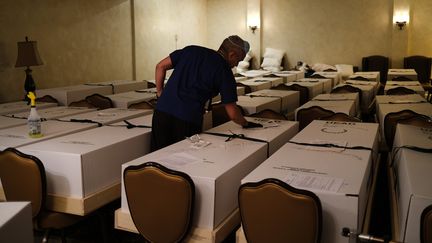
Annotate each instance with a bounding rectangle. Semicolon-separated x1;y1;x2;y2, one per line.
27;92;43;138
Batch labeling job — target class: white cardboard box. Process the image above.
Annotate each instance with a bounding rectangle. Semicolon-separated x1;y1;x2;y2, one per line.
58;108;152;125
107;91;156;108
392;124;432;243
247;89;300;115
286;80;325;98
241;141;374;243
19;114;153;203
119;133;268;230
0;116;28;130
0;120;98;150
37;84;113;106
0;101;57;115
85;80;147;94
7;106;96;120
237;96;281;115
314;72;343;87
206;117;299;156
0;202;33;243
239;77;283;92
384;81;425;96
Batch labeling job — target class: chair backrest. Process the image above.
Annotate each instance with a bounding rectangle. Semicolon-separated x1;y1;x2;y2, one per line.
404;55;432;83
331;85;362;104
284;84;309;105
239;178;322;243
309;74;327;79
386;86;417;95
297;106;334;130
0;148;46;218
249;109;288;120
211;102;244;127
350;76;370;81
147;82;156;88
421;204;432;243
124;162;195;243
384;109;431;147
128;100;154;110
321;112;361;122
68;99;96;108
392;76;413;81
36;95;58;104
85;93;113;110
361;55;389;83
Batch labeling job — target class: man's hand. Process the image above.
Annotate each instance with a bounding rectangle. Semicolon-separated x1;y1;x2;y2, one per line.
242;121;263;129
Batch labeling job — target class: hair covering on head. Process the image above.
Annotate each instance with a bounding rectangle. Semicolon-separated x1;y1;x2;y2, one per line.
220;35;250;54
227;35;250;54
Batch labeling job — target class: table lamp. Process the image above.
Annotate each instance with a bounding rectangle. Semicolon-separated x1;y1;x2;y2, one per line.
15;36;43;99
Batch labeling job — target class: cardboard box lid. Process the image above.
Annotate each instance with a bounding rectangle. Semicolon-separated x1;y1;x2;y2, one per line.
207;117;297;145
0;116;27;130
291;120;379;150
0;101;57;115
8;106;96;120
0;120;98;149
123;133;266;179
248;89;299;98
242;142;371;195
237;95;279;106
20;120;152;154
58;108;152;125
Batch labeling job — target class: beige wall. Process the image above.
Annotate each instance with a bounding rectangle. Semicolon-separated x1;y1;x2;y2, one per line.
1;0;431;103
409;0;432;57
0;0;133;102
261;0;393;69
134;0;207;81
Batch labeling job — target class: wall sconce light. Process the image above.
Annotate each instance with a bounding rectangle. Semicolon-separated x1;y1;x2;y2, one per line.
249;25;258;33
393;10;409;30
396;21;406;30
247;0;260;34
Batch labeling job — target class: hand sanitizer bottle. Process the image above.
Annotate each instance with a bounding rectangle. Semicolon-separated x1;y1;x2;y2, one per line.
27;92;43;138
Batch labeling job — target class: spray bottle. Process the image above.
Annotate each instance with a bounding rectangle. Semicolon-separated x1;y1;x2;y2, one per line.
27;92;43;138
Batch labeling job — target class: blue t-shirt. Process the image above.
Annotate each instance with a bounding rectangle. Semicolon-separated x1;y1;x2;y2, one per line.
156;46;237;125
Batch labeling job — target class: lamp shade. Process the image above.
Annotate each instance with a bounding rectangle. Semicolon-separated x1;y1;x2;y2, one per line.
15;38;43;67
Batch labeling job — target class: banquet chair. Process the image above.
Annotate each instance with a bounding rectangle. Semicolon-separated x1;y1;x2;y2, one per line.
85;94;113;110
274;83;309;105
124;162;195;243
392;76;413;81
128;100;154;110
296;106;334;130
404;55;432;102
146;82;156;88
386;86;417;96
36;95;58;104
384;110;431;147
68;99;96;109
350;76;370;81
421;205;432;243
238;178;322;243
361;55;389;84
309;74;327;79
0;147;83;243
331;85;363;105
249;109;288;120
211;102;245;127
321;112;361;122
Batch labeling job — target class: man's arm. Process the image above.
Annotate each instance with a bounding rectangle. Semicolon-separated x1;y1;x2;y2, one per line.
155;56;173;97
224;102;248;126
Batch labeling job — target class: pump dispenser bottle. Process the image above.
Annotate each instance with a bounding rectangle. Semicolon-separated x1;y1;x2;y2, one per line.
27;92;43;138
